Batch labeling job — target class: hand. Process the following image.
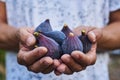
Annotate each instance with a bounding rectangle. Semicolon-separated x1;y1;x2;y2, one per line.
17;27;60;74
55;43;96;75
18;46;60;74
54;27;103;75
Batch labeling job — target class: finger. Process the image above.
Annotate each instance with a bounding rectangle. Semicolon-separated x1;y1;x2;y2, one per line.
61;54;83;72
71;43;97;66
17;47;47;66
88;31;96;43
53;59;61;68
57;63;73;75
41;59;61;74
53;59;62;75
17;27;36;47
54;70;62;76
86;43;97;65
28;57;53;73
42;64;54;74
88;29;103;43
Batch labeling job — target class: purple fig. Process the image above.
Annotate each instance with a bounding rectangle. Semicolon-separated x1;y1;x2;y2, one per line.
35;19;52;32
62;32;83;54
34;32;61;59
61;24;72;36
42;31;66;45
79;30;92;53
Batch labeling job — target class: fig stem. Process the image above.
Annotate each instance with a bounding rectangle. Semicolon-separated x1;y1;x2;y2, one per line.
63;24;68;28
81;30;86;36
45;19;50;22
34;45;38;48
34;32;39;37
69;32;74;37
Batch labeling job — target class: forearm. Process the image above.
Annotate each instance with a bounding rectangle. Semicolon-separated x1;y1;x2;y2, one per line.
0;22;19;51
0;2;19;51
98;21;120;50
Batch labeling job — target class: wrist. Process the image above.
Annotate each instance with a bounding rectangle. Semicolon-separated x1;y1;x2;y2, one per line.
97;27;112;50
0;23;19;51
9;26;19;51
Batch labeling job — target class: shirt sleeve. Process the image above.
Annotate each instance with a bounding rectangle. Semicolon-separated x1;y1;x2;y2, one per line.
110;0;120;12
0;0;5;2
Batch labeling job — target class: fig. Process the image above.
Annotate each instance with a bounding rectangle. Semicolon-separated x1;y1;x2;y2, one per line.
62;32;83;54
79;30;92;53
35;19;53;32
42;31;66;45
61;24;72;36
34;32;61;59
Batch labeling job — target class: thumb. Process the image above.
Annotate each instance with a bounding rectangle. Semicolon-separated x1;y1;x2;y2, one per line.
88;31;96;43
26;35;36;46
18;27;36;47
88;28;103;43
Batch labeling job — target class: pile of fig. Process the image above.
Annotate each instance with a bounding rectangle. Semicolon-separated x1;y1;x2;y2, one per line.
33;19;92;59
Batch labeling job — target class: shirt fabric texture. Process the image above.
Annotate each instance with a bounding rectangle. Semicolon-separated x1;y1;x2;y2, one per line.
4;0;120;80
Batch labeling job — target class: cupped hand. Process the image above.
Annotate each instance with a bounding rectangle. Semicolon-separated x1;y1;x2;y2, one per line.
54;27;103;75
17;27;61;74
55;43;96;75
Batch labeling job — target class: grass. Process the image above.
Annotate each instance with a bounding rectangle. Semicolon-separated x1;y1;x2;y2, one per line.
0;50;5;80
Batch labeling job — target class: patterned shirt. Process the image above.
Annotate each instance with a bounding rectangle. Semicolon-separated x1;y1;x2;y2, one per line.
1;0;120;80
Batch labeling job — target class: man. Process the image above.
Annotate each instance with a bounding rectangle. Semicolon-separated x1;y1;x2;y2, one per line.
0;0;120;80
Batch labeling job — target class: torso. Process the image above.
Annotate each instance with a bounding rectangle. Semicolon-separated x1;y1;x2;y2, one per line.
6;0;111;80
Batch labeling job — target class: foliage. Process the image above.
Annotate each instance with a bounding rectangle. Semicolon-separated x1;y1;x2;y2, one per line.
0;50;5;80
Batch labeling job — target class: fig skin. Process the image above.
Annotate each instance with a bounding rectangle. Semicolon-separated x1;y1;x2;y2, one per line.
34;33;62;59
42;31;66;45
61;24;73;36
35;19;53;32
62;32;83;54
79;30;92;53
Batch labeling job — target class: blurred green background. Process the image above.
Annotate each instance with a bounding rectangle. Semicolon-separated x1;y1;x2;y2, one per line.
109;54;120;80
0;50;5;80
0;50;120;80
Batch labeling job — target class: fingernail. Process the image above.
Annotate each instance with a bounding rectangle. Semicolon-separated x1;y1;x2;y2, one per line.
42;47;48;53
71;51;82;58
62;55;70;62
65;58;70;63
27;36;34;46
89;31;96;42
44;61;49;66
57;67;65;73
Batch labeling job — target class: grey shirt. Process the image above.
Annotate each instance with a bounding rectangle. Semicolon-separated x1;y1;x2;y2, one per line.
3;0;120;80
